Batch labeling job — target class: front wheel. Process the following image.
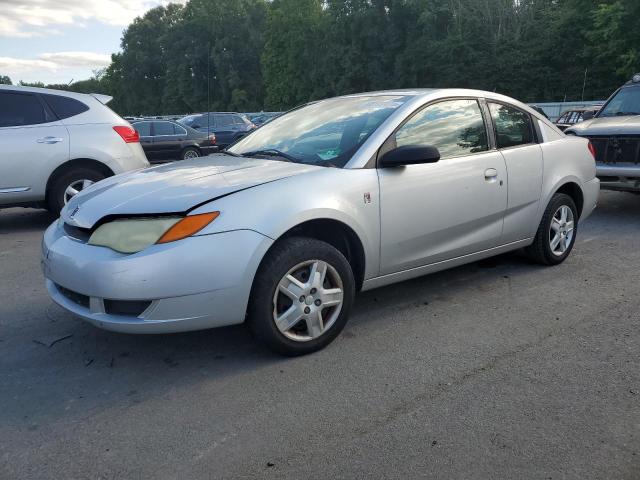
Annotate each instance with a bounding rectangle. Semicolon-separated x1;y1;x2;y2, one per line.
47;168;106;215
247;237;355;356
526;193;578;265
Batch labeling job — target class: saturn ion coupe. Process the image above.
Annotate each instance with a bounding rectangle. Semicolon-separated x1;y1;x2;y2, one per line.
42;89;600;355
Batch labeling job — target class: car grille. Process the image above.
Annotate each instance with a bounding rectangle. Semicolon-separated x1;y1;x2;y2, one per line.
57;284;90;309
63;223;91;242
587;135;640;164
104;299;152;316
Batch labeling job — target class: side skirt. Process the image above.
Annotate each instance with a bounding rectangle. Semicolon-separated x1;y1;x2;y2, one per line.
362;239;532;292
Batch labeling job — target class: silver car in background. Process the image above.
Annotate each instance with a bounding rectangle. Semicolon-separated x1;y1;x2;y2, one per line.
0;85;149;213
42;89;599;355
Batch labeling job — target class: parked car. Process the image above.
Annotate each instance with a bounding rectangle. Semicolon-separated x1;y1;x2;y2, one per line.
0;85;149;214
566;73;640;192
246;112;281;127
530;105;550;119
131;119;217;162
42;89;599;355
555;107;600;131
177;112;256;147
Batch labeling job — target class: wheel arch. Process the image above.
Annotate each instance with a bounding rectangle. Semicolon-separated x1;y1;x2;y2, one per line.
46;158;115;201
266;218;366;292
554;181;584;217
181;144;201;156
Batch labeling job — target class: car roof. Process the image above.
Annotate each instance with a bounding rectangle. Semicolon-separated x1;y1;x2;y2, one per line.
0;84;112;104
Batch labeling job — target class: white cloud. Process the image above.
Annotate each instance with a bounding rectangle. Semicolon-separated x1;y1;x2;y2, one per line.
0;51;111;80
39;52;111;68
0;0;182;38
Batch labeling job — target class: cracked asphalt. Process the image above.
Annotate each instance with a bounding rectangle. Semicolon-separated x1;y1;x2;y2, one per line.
1;190;639;479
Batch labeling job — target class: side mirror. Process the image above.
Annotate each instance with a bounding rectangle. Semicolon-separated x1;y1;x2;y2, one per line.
192;124;201;129
380;145;441;168
582;111;595;121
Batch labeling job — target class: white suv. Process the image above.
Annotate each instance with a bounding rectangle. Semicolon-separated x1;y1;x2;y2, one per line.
0;85;149;214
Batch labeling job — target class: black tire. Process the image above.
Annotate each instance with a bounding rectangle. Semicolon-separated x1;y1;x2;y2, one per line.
181;147;200;160
247;237;355;356
47;167;106;215
526;193;578;265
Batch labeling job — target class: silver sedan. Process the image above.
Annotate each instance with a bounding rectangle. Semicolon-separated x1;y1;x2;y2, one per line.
42;89;600;355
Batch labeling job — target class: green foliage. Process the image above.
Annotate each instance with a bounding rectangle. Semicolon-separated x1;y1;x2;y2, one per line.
0;75;11;85
19;0;639;114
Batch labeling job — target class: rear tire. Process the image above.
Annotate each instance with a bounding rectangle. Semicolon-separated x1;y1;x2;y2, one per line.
181;147;200;160
247;237;355;356
526;193;578;265
47;167;106;215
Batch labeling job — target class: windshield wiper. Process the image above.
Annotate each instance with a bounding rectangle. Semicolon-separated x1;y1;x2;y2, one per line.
241;149;297;162
219;150;241;157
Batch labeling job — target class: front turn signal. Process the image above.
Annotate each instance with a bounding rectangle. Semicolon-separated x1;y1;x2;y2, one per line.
156;212;220;244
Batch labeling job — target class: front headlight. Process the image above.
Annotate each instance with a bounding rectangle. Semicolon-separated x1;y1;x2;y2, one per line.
87;212;219;253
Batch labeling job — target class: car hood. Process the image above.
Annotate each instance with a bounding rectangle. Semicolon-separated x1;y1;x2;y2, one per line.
62;154;322;229
567;115;640;136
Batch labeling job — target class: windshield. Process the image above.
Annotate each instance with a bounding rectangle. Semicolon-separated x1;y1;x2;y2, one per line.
228;95;411;167
599;86;640;117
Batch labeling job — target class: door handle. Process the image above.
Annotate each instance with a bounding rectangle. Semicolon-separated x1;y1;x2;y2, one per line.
484;168;498;181
37;136;63;144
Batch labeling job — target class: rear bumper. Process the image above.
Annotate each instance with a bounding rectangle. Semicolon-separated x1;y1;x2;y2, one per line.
596;163;640;191
201;145;219;156
580;177;600;221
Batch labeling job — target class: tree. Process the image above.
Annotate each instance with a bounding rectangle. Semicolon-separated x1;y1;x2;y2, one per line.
0;75;11;85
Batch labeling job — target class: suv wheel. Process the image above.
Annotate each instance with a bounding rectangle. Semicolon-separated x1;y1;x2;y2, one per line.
48;168;106;215
247;237;355;356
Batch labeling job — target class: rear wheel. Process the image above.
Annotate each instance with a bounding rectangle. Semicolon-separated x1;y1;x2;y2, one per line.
247;237;355;356
526;193;578;265
47;167;106;215
181;147;200;160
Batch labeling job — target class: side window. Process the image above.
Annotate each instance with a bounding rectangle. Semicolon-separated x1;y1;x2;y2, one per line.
488;102;534;149
0;91;48;127
132;122;151;136
42;94;89;120
154;121;175;136
174;124;187;135
217;114;235;127
395;99;489;159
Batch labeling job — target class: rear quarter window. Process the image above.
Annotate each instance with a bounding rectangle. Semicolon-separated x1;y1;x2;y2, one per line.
42;94;89;120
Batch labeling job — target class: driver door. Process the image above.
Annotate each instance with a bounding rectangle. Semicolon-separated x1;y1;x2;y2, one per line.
378;98;508;275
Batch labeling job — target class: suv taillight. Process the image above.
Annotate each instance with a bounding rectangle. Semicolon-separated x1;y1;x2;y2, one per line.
588;141;596;160
113;125;140;143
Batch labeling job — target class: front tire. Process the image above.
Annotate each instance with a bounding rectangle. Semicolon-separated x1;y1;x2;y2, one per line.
526;193;578;265
47;167;106;215
247;237;355;356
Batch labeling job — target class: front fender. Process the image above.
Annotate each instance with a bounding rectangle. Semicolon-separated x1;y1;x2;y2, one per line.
191;168;381;280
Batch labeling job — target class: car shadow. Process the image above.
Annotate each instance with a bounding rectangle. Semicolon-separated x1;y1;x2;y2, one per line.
0;207;55;234
2;190;634;428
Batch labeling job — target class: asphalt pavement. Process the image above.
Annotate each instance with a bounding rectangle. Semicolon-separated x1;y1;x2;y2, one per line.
1;190;638;479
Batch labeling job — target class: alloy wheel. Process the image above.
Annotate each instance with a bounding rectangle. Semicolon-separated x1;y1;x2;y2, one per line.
64;179;94;204
272;260;344;342
549;205;575;256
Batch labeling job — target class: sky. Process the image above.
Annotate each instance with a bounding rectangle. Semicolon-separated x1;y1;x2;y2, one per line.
0;0;180;84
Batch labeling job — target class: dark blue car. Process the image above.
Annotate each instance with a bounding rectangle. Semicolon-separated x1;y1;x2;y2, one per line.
178;112;256;147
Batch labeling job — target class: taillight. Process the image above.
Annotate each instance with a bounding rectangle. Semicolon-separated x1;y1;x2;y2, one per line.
208;134;217;145
588;141;596;160
113;125;140;143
